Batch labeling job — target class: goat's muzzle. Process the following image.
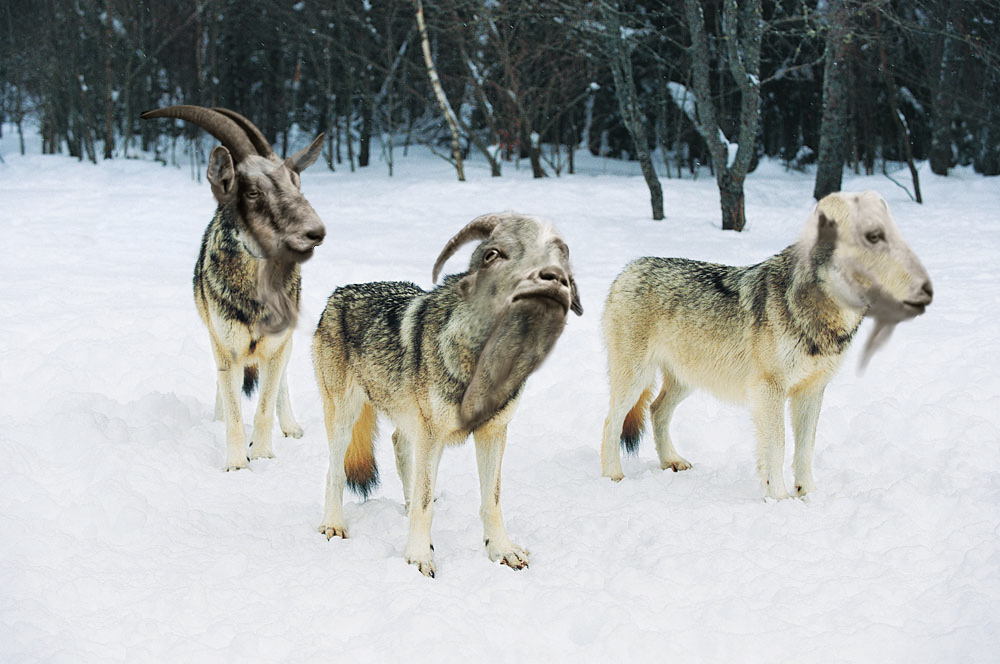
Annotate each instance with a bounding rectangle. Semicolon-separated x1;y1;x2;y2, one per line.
511;266;572;314
283;222;326;262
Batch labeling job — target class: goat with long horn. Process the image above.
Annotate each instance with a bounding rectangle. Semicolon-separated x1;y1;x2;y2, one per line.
142;105;326;470
313;212;582;577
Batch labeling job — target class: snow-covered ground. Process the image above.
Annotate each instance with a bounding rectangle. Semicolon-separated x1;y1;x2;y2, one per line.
1;127;998;663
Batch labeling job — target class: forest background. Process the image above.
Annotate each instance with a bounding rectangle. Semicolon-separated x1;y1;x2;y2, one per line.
1;0;998;229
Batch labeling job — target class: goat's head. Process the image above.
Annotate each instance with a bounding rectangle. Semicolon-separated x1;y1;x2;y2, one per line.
141;106;327;334
432;212;583;430
806;190;933;371
141;105;326;263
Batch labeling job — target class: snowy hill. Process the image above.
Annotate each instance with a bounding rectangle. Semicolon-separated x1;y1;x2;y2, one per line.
1;128;998;662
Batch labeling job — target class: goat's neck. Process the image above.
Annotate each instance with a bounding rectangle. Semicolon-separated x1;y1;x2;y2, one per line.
786;245;865;353
216;203;300;335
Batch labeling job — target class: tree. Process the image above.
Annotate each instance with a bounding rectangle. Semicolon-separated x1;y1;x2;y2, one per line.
415;0;465;181
600;0;664;220
683;0;763;231
813;0;852;200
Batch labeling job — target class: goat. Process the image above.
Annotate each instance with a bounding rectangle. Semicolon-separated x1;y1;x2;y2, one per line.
141;105;326;470
600;191;932;498
312;212;583;576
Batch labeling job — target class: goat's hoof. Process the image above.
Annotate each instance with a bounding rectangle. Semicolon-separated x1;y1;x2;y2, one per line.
794;482;814;498
405;552;435;578
282;425;304;439
249;447;274;460
605;472;624;482
661;458;692;472
318;524;347;539
488;542;529;570
225;457;250;472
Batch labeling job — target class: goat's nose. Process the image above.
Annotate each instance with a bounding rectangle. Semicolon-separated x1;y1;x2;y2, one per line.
539;265;569;287
922;281;933;300
306;225;326;245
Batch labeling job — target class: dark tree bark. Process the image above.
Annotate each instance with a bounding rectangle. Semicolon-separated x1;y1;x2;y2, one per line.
929;1;962;176
813;0;852;200
601;0;663;220
683;0;763;232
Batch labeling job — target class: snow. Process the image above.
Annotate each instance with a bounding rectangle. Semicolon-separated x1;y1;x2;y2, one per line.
1;126;999;662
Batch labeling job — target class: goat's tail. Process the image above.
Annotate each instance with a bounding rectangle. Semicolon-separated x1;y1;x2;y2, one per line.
345;402;379;499
620;388;653;455
242;364;259;397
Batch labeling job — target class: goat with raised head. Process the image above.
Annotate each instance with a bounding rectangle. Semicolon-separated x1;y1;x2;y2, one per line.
600;191;932;498
313;212;583;577
141;105;326;470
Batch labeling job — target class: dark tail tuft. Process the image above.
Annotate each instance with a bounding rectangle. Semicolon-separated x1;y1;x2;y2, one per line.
345;402;380;499
620;388;653;455
242;365;259;397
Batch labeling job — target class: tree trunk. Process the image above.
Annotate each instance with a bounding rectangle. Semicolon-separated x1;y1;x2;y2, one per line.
103;0;114;159
719;174;746;232
813;0;851;200
929;2;961;175
603;1;663;220
415;0;464;181
683;0;762;231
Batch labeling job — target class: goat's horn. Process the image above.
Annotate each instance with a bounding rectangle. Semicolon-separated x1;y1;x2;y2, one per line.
211;107;276;160
140;105;256;163
432;213;505;283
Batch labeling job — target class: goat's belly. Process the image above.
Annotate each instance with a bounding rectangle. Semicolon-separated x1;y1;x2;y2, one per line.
653;337;755;404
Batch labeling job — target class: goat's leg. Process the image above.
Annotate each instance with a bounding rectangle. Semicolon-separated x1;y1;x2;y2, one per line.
474;422;528;570
750;380;790;499
213;381;224;422
318;389;363;539
276;364;303;439
403;430;444;577
210;337;249;471
601;368;654;481
249;341;292;460
790;383;826;497
391;429;413;513
650;368;692;472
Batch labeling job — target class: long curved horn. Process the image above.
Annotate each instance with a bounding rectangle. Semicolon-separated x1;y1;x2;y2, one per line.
432;213;506;283
211;107;276;160
140;105;256;164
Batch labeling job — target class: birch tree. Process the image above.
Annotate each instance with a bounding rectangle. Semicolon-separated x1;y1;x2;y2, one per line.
415;0;465;181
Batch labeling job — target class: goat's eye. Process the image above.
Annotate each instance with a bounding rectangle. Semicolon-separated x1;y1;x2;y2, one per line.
865;229;885;244
483;248;503;265
245;190;260;199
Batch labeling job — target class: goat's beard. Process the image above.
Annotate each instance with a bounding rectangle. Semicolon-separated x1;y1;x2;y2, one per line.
458;300;567;431
856;282;922;375
255;257;297;336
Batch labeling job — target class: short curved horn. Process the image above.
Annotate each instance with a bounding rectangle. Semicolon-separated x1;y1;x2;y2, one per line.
432;213;505;283
211;107;276;160
140;105;256;164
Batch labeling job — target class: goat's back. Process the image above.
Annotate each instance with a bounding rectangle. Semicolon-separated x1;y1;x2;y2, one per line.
313;281;424;404
604;249;852;401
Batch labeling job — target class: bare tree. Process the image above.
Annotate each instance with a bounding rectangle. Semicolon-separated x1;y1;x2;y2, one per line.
600;0;664;220
683;0;763;231
415;0;465;181
813;0;852;200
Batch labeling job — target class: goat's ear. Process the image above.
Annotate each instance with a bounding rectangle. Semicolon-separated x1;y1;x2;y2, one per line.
569;275;583;316
207;145;236;204
457;273;477;299
286;133;325;174
816;211;838;246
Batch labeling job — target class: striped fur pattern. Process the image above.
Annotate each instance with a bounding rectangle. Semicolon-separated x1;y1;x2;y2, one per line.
313;212;582;577
143;105;326;471
601;191;932;499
